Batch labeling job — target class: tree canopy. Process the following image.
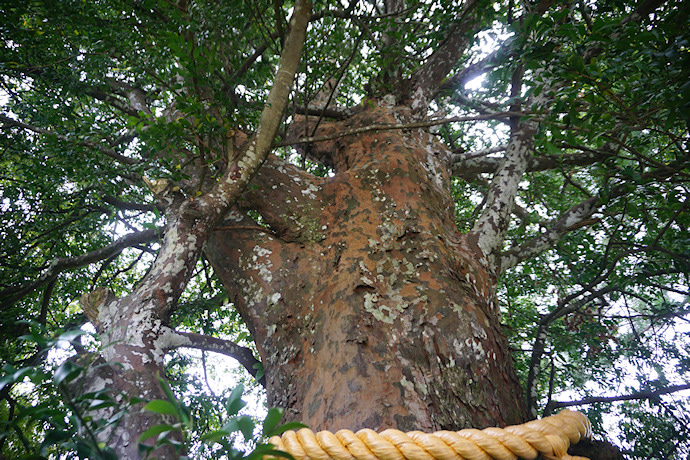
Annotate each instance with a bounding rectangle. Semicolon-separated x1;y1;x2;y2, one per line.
1;0;689;458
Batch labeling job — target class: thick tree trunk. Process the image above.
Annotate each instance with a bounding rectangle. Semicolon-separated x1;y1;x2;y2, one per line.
208;104;528;432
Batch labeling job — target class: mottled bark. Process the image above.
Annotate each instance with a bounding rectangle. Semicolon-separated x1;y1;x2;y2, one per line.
69;3;313;456
208;105;528;432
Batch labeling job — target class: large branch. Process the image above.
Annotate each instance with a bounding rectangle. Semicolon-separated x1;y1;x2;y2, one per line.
238;155;326;242
408;0;482;112
207;217;306;330
501;157;689;274
500;196;600;272
436;37;515;100
0;228;161;310
159;329;265;385
195;0;311;217
458;0;659;266
19;63;148;118
130;0;311;320
467;109;540;270
452;148;615;182
82;84;143;118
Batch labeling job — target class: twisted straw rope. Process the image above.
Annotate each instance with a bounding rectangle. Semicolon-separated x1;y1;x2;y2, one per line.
269;409;592;460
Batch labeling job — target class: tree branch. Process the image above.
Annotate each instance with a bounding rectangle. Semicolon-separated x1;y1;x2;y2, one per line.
0;228;161;310
436;38;514;98
453;148;615;182
291;104;354;119
239;155;326;242
500;196;600;272
278;111;523;147
408;0;482;112
160;329;265;386
525;286;617;417
544;383;690;415
102;196;158;213
0;114;140;165
197;0;311;215
467;116;536;269
120;0;312;324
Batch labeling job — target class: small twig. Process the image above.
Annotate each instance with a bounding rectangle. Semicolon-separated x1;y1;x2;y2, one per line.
277;111;528;147
201;350;216;398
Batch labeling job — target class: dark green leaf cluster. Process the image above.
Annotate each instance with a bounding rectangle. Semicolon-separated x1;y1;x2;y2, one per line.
140;377;303;460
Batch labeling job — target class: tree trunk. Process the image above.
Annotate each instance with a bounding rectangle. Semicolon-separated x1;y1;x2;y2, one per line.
207;104;528;432
78;289;182;459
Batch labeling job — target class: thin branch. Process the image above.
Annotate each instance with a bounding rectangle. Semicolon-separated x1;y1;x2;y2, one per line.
0;114;139;165
309;32;363;137
38;277;57;328
84;84;144;118
102;195;158;213
526;286;617;416
0;228;161;310
544;383;690;415
201;350;217;397
232;42;271;82
276;111;525;147
451;144;507;165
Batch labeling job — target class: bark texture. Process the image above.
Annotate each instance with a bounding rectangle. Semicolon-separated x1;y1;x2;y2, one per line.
208;104;528;432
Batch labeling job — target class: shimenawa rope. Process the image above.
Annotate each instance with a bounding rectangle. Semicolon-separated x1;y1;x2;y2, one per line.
268;409;592;460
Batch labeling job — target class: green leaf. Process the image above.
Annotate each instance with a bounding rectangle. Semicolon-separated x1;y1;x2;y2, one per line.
254;362;264;381
138;424;177;443
246;444;296;460
569;55;585;73
221;415;255;441
268;421;308;437
53;361;83;386
225;384;246;416
143;400;179;417
262;407;284;437
0;366;34;392
41;429;73;446
157;374;177;404
545;141;560;155
236;415;255;442
200;429;230;444
56;328;87;343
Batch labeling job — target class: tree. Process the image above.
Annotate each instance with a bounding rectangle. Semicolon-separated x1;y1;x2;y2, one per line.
1;0;689;458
